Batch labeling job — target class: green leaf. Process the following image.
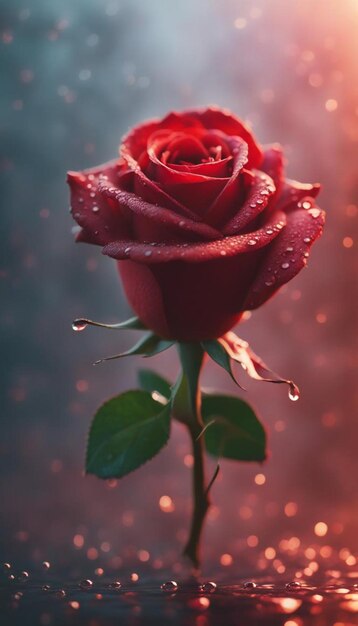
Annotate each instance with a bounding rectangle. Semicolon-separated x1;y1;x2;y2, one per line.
138;369;171;400
201;339;243;389
86;390;171;478
94;333;174;364
202;394;266;462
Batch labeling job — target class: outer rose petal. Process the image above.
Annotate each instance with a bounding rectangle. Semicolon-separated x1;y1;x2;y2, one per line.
117;253;255;341
67;160;130;245
222;171;276;235
244;201;325;310
103;211;286;263
99;185;222;242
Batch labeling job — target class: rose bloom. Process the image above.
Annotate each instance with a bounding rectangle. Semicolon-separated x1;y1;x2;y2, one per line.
68;107;325;341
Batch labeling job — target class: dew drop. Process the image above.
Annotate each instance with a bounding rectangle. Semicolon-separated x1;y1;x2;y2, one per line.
109;581;122;590
56;589;66;598
308;208;321;218
281;262;290;269
124;247;131;254
42;561;51;570
79;579;93;590
285;246;294;253
220;250;227;256
92;205;100;213
288;382;300;402
249;202;256;208
78;197;84;203
199;581;217;593
161;580;178;592
3;563;11;571
243;581;256;589
179;221;185;227
303;237;311;243
18;571;29;582
144;250;152;257
42;585;51;592
256;198;264;205
247;239;257;246
72;319;87;332
89;192;96;198
266;229;273;235
265;278;276;287
302;200;311;209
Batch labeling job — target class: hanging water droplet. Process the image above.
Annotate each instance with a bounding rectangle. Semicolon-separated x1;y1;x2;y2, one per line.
243;581;256;589
288;382;300;402
42;561;51;570
247;239;257;246
109;581;122;590
161;581;178;592
199;581;217;593
286;581;301;590
18;571;29;582
72;319;87;332
281;262;290;269
79;579;93;590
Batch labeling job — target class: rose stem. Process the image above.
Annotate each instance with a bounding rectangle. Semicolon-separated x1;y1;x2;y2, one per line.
173;343;210;569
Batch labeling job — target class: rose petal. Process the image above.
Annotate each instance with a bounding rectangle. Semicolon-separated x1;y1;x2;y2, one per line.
103;210;287;264
99;185;222;242
276;178;320;212
204;137;249;227
67;159;131;245
222;171;276;235
261;144;284;195
244;201;325;309
184;106;263;168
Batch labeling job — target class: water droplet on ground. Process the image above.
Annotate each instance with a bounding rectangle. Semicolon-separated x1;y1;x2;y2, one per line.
79;579;93;590
243;581;257;589
200;581;217;593
161;580;178;592
18;571;29;582
109;581;122;590
42;561;51;570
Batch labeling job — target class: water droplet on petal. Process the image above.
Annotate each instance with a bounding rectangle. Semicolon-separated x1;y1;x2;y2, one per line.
304;237;311;243
302;200;311;209
144;250;152;257
199;581;217;593
281;262;290;269
243;581;256;589
266;229;273;235
72;319;87;332
92;205;100;213
265;277;276;287
285;247;294;253
308;208;321;218
161;581;178;592
79;579;93;590
288;382;300;402
220;250;227;256
125;247;131;254
247;239;257;246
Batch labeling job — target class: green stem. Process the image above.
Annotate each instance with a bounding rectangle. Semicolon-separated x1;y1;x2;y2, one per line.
173;343;210;569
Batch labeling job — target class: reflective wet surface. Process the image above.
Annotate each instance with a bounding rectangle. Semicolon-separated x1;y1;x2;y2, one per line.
2;565;358;626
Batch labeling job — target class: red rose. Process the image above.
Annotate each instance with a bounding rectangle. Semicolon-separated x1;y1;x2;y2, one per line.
68;107;325;341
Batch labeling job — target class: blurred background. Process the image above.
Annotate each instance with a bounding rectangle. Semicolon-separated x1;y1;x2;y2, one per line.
1;0;357;579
